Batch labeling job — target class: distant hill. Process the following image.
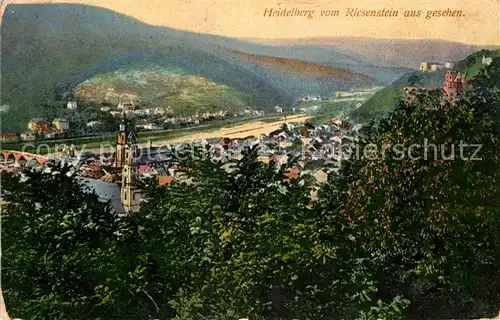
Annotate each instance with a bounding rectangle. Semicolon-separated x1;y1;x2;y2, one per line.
1;4;388;131
2;4;491;131
250;37;499;69
226;49;377;83
73;66;257;115
352;70;446;120
352;49;500;120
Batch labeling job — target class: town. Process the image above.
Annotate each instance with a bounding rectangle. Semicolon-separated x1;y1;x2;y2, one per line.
2;49;492;214
0;56;482;214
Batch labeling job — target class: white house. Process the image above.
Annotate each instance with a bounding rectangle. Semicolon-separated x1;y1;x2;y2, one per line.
153;107;166;116
444;61;456;69
482;55;493;66
86;121;103;129
110;111;122;117
67;101;77;110
143;123;161;131
21;132;36;141
117;101;135;110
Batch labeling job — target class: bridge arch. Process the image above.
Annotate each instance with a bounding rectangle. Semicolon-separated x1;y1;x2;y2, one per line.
0;150;48;166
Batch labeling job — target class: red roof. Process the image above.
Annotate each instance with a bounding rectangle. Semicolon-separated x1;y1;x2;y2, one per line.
157;175;174;186
139;164;151;174
284;167;300;180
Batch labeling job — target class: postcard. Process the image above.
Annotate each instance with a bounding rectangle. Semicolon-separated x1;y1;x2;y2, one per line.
0;0;499;319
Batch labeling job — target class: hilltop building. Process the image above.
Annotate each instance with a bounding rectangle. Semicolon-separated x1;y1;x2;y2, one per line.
419;62;431;72
420;61;445;72
430;63;445;71
482;55;493;66
444;61;456;69
442;71;468;99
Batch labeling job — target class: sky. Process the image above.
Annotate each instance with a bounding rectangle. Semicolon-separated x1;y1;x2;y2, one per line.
1;0;499;45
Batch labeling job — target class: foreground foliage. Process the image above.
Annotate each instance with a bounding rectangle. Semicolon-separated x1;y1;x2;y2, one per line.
2;60;500;319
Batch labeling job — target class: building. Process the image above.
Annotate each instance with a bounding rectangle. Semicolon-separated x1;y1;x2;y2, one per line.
420;62;432;72
44;130;59;139
67;101;78;110
401;71;468;102
115;121;127;169
430;63;445;71
20;132;36;141
157;175;175;186
110;111;122;117
117;101;135;110
442;71;468;99
133;109;150;116
119;124;141;213
0;132;20;142
142;123;161;131
444;61;456;69
52;118;70;132
420;61;444;72
86;121;102;129
27;118;48;133
482;55;493;66
153;107;166;116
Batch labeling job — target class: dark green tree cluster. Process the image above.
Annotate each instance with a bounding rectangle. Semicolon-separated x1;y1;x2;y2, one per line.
2;60;500;319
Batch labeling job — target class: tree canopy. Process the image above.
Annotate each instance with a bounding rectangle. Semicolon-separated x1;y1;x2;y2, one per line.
2;60;500;320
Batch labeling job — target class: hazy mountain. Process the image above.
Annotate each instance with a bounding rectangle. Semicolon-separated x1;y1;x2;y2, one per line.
3;4;485;131
250;37;498;69
1;3;385;131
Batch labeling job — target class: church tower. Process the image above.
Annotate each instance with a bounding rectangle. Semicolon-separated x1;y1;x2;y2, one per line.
115;120;127;169
120;129;141;213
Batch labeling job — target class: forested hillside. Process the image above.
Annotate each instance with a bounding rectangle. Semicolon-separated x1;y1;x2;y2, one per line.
353;49;499;121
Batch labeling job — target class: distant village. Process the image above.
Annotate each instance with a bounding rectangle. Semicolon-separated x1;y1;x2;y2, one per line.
0;100;265;143
0;88;379;144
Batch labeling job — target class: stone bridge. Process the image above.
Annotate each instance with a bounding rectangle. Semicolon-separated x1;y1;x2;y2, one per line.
0;150;49;165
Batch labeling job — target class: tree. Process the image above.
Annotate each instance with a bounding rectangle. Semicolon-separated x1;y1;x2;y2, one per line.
339;67;500;318
1;164;153;319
